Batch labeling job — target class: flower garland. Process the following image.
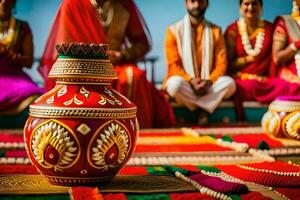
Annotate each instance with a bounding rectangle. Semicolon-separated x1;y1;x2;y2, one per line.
248;149;275;162
237;17;265;57
182;128;249;152
0;17;16;45
0;142;25;149
127;154;259;166
0;157;31;165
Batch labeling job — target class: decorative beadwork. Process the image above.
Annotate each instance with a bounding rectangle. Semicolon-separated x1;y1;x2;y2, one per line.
237;164;300;176
29;106;137;119
49;58;117;82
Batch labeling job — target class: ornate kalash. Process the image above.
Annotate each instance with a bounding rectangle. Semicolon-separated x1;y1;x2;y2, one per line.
23;43;139;186
262;96;300;140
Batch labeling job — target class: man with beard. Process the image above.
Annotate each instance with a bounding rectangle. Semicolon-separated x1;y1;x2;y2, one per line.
163;0;236;116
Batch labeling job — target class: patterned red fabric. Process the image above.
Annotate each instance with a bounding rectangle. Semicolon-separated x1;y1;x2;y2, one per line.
0;165;38;174
119;166;148;175
231;134;283;148
0;133;24;143
70;187;103;200
243;161;300;172
135;144;232;153
169;193;215;200
216;162;300;188
5;150;28;158
276;188;300;199
139;131;183;137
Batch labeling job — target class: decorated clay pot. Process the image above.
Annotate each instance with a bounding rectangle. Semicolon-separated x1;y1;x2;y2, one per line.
23;43;138;186
262;96;300;140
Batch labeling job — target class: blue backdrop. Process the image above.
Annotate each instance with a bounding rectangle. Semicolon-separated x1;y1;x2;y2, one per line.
15;0;292;83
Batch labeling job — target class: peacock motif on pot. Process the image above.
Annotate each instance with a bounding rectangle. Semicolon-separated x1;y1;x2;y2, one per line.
24;43;138;186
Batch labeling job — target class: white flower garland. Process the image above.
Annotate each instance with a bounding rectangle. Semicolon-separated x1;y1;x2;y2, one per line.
237;18;265;57
248;149;275;162
216;138;249;152
0;142;25;149
0;157;31;165
182;127;249;152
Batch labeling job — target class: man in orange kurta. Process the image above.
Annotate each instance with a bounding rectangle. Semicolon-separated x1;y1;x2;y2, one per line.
163;0;236;113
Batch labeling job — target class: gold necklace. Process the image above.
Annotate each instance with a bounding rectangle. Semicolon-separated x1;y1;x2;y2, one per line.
0;17;15;45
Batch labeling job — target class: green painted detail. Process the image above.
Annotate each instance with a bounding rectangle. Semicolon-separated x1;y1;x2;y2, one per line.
228;194;242;200
0;150;5;157
126;193;171;200
196;165;221;173
210;135;217;139
0;108;29;129
221;136;233;142
58;55;108;59
163;165;192;176
257;140;270;150
146;166;169;175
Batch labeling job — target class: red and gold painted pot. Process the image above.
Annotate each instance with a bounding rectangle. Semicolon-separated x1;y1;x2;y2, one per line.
262;96;300;140
23;43;138;186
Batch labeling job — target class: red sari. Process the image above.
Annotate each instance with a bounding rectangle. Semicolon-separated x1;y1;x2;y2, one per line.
38;0;175;128
225;20;300;120
273;16;298;79
225;20;300;103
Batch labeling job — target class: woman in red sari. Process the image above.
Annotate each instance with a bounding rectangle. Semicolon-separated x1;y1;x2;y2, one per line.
38;0;175;128
225;0;300;120
273;0;300;83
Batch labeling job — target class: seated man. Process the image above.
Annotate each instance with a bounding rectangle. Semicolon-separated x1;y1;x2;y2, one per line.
163;0;236;113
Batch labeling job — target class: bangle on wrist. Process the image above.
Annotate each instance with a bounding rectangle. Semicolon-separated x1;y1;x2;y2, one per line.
290;43;298;52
